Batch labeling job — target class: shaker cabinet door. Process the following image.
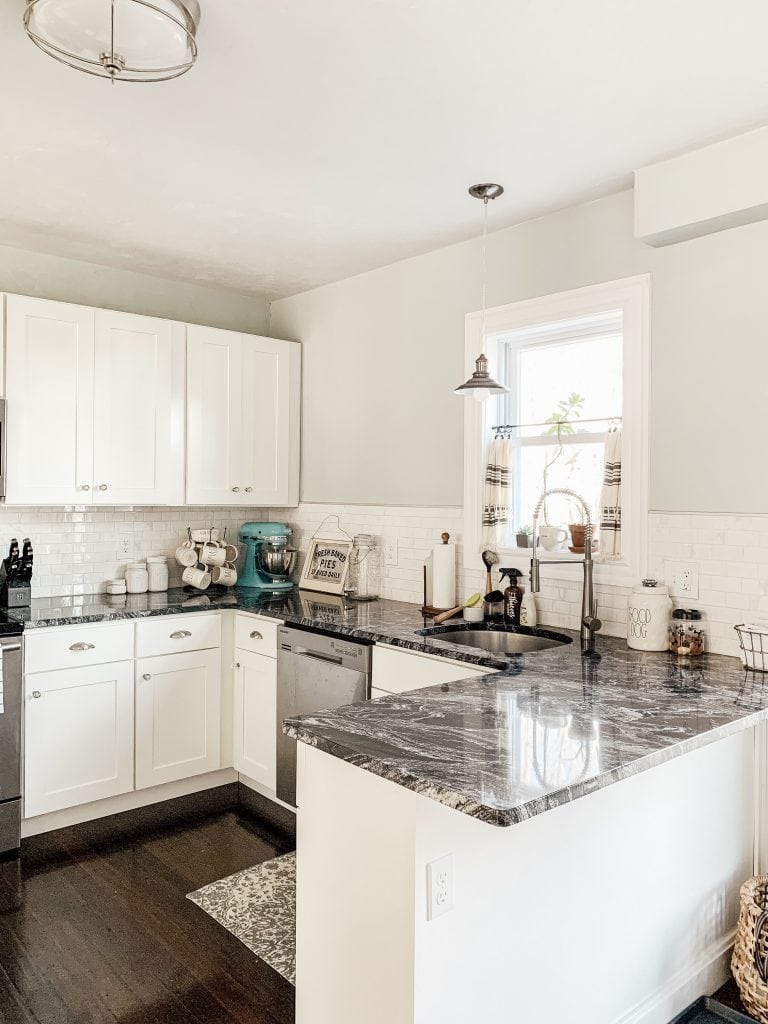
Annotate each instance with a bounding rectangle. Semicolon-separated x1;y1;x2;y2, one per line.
24;661;134;818
185;324;243;505
5;295;95;505
92;312;184;505
135;649;221;789
233;649;277;790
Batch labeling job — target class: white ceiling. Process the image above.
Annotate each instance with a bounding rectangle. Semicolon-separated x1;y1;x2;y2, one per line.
1;0;768;298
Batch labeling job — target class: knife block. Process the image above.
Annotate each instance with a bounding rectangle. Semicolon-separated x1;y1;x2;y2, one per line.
0;573;30;609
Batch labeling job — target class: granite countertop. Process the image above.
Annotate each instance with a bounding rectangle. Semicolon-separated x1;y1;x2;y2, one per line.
8;588;766;832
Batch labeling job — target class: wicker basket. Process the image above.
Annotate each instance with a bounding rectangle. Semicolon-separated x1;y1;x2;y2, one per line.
733;876;768;1022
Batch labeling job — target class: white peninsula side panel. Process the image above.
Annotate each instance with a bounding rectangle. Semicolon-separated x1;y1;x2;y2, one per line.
296;732;755;1024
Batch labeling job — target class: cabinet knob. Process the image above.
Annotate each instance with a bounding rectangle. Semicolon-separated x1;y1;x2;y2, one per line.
170;630;192;639
142;673;152;681
236;662;241;669
99;484;108;492
81;484;91;492
245;487;252;493
69;642;95;652
250;630;263;640
232;486;241;493
31;690;41;699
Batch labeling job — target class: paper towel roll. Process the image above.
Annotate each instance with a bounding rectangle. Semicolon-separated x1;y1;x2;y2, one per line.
432;536;456;609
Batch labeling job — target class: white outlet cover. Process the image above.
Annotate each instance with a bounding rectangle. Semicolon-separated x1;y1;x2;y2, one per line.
427;854;454;920
665;560;700;600
383;537;399;567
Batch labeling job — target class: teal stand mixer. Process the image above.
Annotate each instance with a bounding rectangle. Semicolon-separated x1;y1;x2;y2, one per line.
237;522;296;591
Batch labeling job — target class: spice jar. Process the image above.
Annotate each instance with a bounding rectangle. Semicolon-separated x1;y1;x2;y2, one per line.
669;608;705;657
126;561;149;594
147;556;169;592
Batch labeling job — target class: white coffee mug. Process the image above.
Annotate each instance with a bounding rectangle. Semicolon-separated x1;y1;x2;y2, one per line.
191;528;220;544
539;526;568;551
222;544;239;563
182;565;211;590
199;542;227;567
211;564;237;586
175;543;198;567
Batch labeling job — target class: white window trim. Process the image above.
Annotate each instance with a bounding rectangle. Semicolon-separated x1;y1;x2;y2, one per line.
463;274;651;589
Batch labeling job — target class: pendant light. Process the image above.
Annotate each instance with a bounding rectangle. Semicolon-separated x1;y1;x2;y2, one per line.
23;0;201;83
455;183;509;401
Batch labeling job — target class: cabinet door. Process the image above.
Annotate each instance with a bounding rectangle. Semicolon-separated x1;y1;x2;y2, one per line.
135;649;221;789
186;324;242;505
5;295;94;505
233;649;276;790
239;335;301;507
93;311;184;504
24;661;134;818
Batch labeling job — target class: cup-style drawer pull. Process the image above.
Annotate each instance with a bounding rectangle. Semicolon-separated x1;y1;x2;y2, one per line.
245;487;253;493
81;484;91;492
142;673;152;681
99;484;108;492
232;486;241;493
31;690;41;699
250;630;263;640
170;630;192;639
69;642;95;651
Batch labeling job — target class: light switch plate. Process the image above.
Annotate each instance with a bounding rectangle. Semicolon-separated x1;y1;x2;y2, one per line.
665;560;700;600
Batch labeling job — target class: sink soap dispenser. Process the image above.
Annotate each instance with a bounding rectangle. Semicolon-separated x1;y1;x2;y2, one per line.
499;568;524;626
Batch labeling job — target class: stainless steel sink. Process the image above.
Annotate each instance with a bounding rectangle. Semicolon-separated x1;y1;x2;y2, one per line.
418;624;572;654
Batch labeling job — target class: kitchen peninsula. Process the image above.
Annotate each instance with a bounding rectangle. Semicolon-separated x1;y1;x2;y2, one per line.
286;634;766;1024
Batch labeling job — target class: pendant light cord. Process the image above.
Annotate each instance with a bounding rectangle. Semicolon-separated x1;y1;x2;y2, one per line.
481;197;488;347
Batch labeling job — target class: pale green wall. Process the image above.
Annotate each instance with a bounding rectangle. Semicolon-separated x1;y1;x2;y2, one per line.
270;189;768;513
0;244;270;334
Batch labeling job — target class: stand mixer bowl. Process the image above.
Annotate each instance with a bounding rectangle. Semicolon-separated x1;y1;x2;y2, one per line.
256;538;297;580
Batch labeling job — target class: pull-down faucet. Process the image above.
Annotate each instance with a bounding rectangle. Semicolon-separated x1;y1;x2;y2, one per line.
530;488;602;652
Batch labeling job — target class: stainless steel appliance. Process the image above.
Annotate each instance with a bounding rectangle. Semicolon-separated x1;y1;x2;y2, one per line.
0;633;23;854
276;626;372;806
0;398;6;499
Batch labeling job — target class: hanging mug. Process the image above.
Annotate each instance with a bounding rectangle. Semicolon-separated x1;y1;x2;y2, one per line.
175;541;198;567
199;543;227;567
182;565;211;590
211;564;237;586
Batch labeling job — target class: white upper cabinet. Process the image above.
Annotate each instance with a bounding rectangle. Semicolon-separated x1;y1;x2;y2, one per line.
186;325;300;506
92;311;184;505
4;295;185;505
5;295;95;505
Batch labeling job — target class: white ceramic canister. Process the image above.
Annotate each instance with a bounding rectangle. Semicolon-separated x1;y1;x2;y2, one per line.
627;579;672;651
126;561;149;595
147;556;169;592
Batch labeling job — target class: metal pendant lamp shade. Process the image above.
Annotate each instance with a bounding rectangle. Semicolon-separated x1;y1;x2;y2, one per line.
455;182;509;401
23;0;201;83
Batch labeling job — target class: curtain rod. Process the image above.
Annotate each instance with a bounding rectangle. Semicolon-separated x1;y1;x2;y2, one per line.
492;415;622;435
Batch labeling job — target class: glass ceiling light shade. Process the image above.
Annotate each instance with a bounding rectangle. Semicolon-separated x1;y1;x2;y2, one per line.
23;0;201;83
455;182;509;401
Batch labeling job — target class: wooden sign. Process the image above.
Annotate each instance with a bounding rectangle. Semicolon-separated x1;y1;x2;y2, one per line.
299;537;353;596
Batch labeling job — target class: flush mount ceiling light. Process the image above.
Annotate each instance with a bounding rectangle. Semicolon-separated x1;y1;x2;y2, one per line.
455;183;510;402
23;0;201;83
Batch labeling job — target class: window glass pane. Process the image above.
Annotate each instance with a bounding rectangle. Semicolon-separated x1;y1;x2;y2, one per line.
513;441;605;541
517;334;622;435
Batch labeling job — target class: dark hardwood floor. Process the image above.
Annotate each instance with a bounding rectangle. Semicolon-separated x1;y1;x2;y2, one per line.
0;808;296;1024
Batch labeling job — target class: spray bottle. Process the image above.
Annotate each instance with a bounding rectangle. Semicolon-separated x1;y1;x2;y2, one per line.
499;568;524;627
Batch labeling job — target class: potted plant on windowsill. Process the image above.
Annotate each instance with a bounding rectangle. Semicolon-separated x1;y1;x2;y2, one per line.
516;525;532;549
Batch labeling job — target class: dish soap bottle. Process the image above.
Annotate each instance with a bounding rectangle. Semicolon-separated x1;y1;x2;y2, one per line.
500;568;524;626
520;583;538;627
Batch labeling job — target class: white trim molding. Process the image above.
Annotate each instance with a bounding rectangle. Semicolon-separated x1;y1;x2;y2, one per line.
463;274;651;588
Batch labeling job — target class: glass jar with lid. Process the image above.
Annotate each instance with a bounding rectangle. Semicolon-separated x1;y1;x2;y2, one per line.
669;608;705;657
147;556;169;592
345;534;381;602
125;561;149;594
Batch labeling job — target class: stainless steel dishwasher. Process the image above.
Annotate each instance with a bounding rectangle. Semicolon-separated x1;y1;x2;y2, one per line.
276;625;372;806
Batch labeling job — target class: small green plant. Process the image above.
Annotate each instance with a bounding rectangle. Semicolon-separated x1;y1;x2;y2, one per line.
541;392;585;524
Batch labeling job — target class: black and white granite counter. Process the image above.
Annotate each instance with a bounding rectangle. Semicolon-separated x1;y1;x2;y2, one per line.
9;588;764;831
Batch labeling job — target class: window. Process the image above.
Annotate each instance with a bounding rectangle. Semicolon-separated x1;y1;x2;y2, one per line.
462;276;650;586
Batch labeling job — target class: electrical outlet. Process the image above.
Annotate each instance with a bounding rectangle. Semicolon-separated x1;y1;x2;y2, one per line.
426;854;454;920
118;535;134;559
665;560;700;600
383;537;398;567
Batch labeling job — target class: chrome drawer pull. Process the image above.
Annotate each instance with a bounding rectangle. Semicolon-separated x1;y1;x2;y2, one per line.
142;673;152;681
69;642;95;652
250;630;263;640
170;630;192;639
31;690;41;699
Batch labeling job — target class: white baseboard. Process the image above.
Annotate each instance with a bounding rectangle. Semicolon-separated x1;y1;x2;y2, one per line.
612;930;735;1024
238;772;296;813
21;768;238;837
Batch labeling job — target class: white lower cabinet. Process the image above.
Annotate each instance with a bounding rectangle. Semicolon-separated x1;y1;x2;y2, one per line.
233;649;277;791
135;649;222;790
24;661;134;818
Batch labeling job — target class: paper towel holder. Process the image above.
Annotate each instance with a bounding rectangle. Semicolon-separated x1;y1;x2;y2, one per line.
421;532;456;618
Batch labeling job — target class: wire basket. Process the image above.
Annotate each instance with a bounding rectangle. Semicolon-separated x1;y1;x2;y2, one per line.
735;625;768;672
733;876;768;1022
